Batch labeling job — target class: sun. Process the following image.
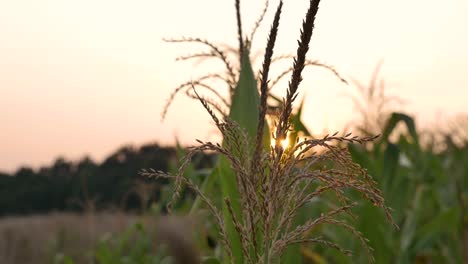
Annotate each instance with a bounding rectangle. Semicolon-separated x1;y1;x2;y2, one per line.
271;133;291;150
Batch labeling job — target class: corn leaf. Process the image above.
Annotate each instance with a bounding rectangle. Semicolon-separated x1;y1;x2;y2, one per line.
219;51;260;264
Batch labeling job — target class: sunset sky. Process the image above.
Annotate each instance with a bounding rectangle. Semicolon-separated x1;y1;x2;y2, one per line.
1;0;467;172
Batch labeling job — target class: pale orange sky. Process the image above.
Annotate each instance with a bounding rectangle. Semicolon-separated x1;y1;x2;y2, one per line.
1;0;467;172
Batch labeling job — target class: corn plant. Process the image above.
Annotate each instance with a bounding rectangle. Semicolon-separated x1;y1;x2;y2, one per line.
334;112;466;264
327;60;467;263
143;0;394;263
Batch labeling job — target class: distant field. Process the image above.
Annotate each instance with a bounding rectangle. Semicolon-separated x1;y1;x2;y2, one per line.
0;212;152;264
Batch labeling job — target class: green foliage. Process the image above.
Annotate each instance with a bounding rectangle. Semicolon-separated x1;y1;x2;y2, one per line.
57;223;168;264
311;112;467;264
94;223;152;264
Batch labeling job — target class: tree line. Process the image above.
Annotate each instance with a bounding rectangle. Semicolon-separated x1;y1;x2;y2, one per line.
0;143;213;216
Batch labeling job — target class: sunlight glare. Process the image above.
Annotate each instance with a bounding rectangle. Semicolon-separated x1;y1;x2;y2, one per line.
271;133;291;150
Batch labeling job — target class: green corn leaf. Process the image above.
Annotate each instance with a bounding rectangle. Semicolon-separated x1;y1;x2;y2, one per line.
190;49;267;264
190;167;217;215
357;202;393;263
413;207;460;252
380;112;419;146
291;96;313;137
219;51;260;264
229;51;260;138
218;157;242;264
281;203;311;263
382;142;410;222
348;144;377;175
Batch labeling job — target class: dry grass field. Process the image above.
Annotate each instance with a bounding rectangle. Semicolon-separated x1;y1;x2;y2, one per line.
0;212;149;264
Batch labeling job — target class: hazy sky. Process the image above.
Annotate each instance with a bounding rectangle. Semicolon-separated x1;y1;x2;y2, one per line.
1;0;467;172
